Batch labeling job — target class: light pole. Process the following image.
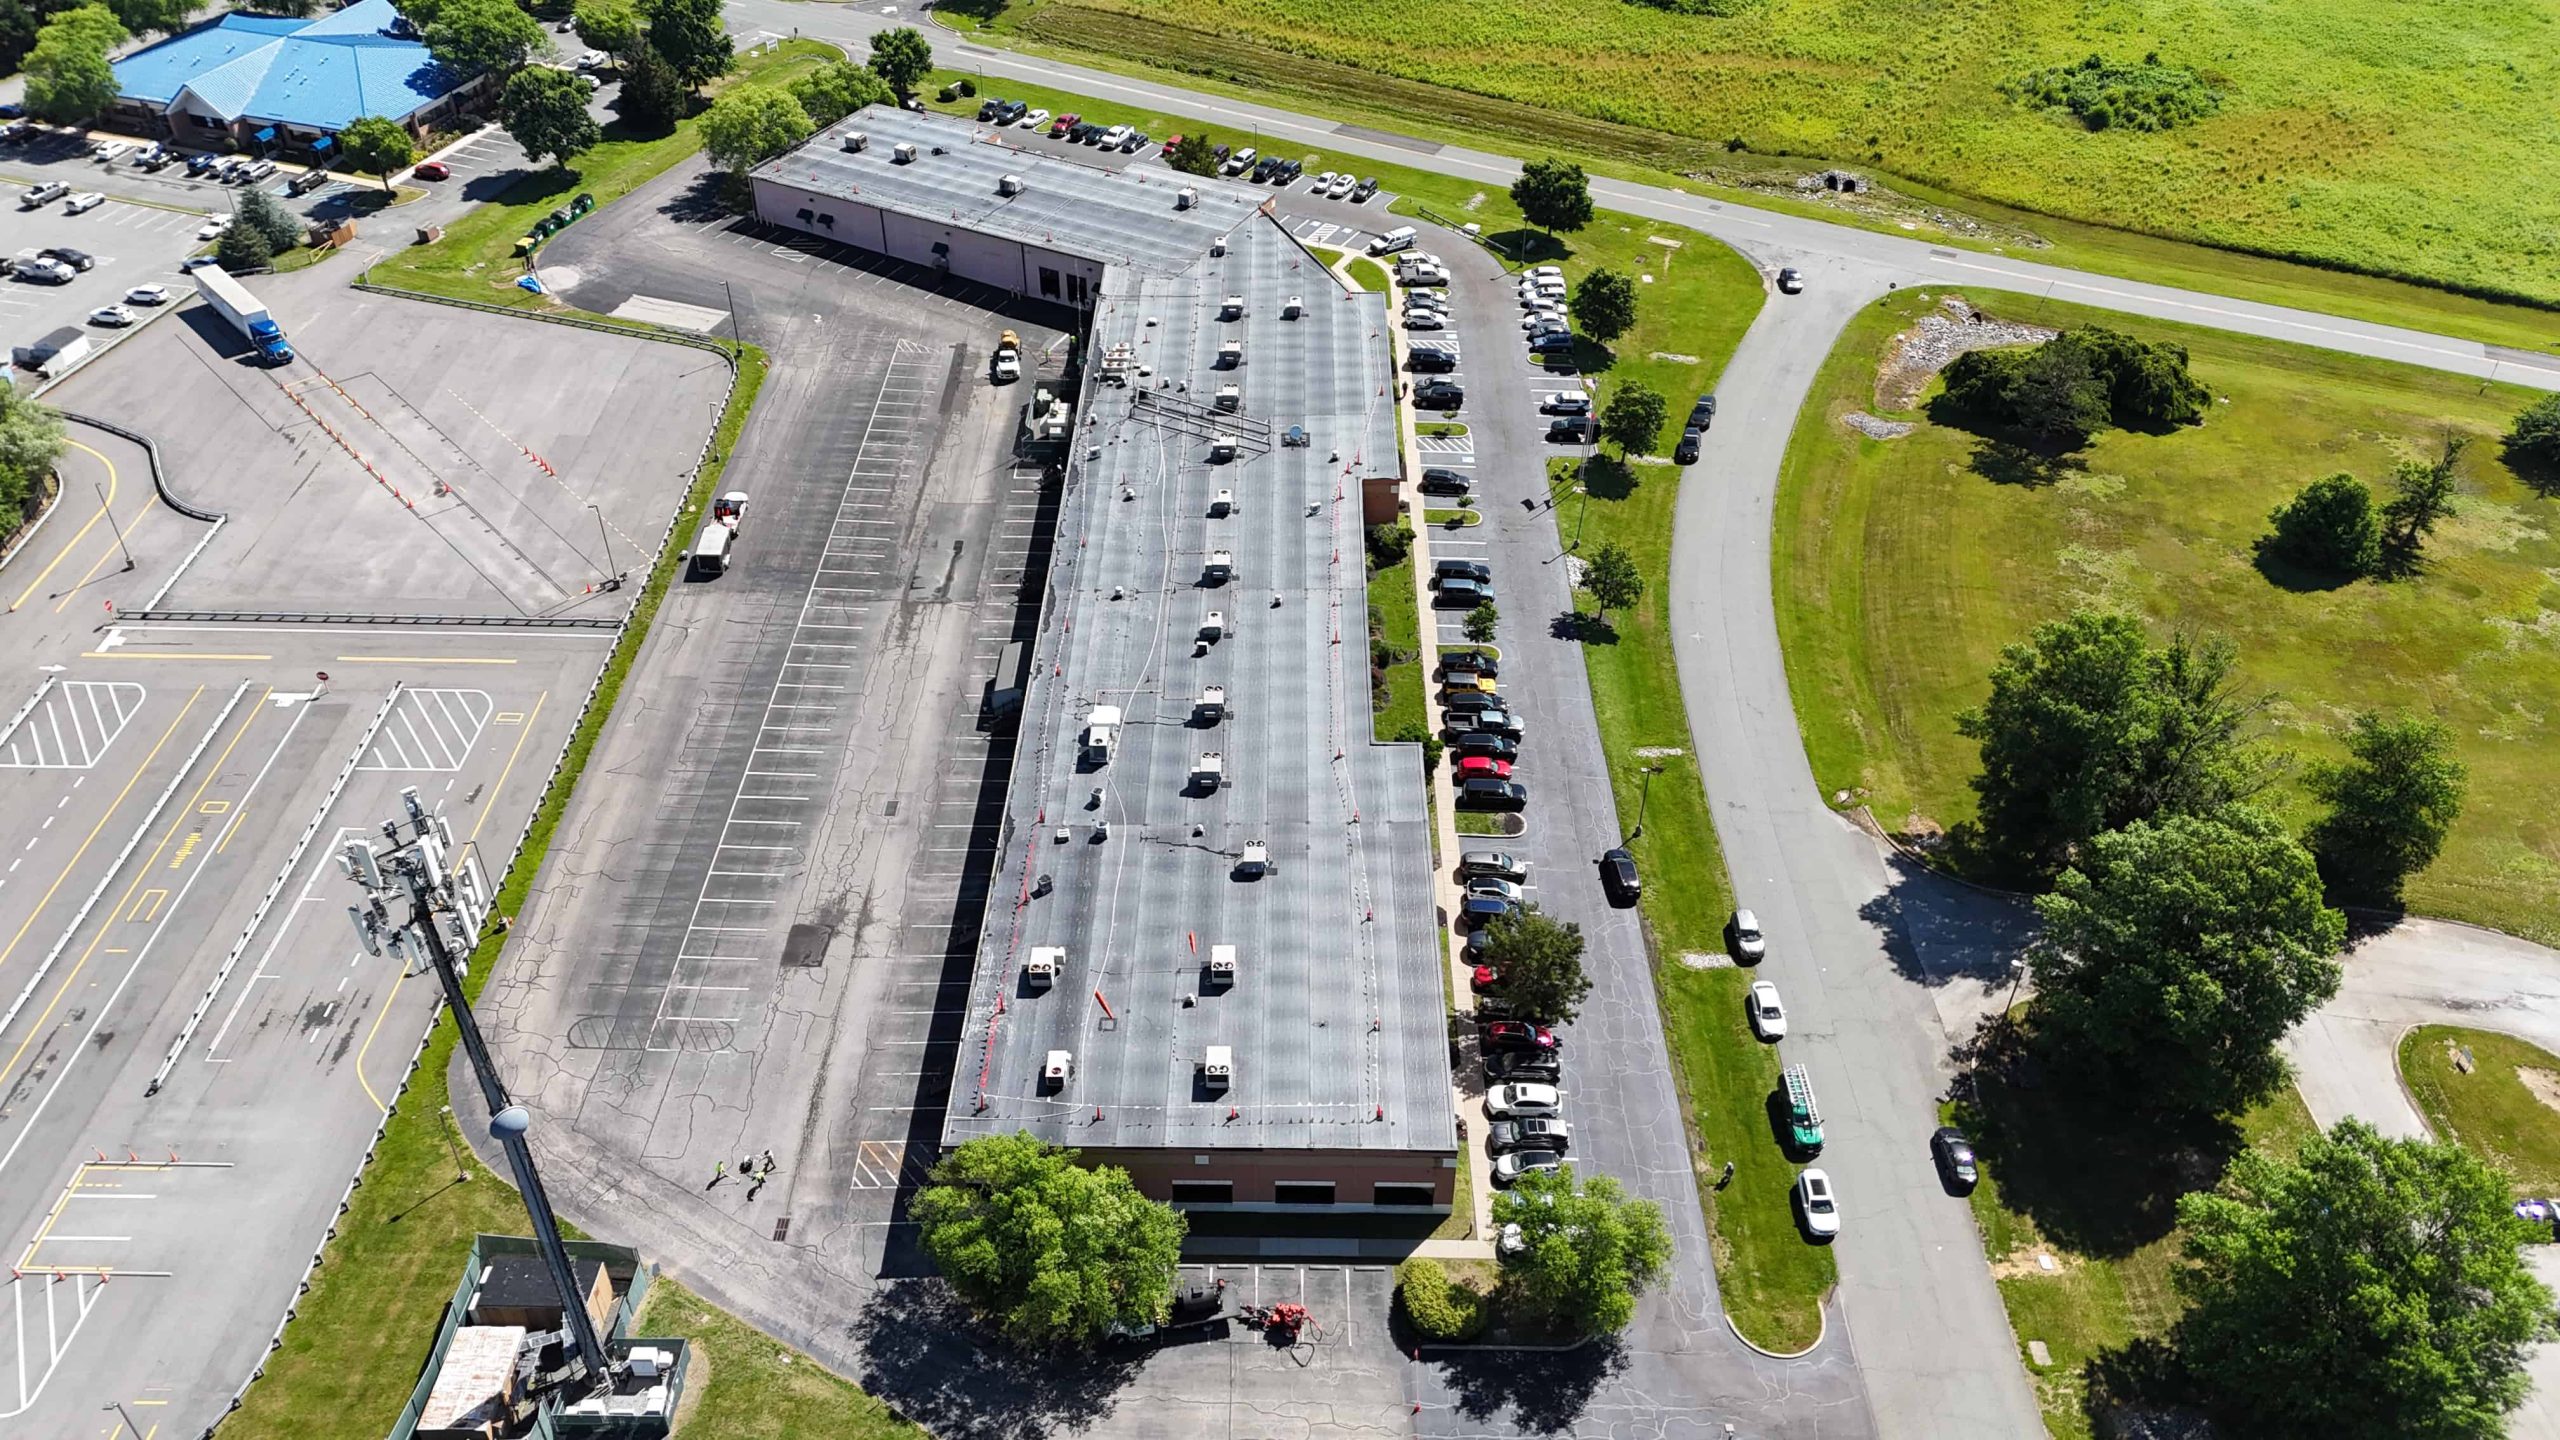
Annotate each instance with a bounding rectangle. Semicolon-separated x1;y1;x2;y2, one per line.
94;481;133;572
340;788;611;1393
1631;763;1663;841
588;502;615;579
438;1103;470;1183
720;279;741;340
104;1403;145;1439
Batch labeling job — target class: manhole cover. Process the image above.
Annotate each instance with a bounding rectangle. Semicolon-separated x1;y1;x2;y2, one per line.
781;923;830;968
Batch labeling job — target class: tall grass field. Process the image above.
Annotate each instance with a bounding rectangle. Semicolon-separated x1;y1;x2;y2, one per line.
995;0;2560;306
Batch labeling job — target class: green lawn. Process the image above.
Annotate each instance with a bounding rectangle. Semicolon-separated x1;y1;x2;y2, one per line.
1774;287;2560;944
219;345;770;1437
635;1282;920;1437
1343;255;1391;293
369;40;842;310
1455;811;1512;836
2401;1026;2560;1194
1954;1071;2316;1438
984;0;2560;320
1423;507;1480;528
1368;546;1424;745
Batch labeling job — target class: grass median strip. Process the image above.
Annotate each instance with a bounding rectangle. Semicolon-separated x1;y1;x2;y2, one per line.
2400;1025;2560;1194
218;341;769;1438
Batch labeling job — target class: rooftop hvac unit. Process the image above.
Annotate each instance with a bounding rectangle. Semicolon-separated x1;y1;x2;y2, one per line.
1210;239;1225;258
890;141;917;164
1201;1044;1233;1088
1025;945;1063;988
1203;549;1233;583
842;130;869;152
1213;383;1241;411
1216;340;1243;369
1209;489;1233;516
1220;295;1245;319
1200;610;1226;640
1209;434;1239;461
1238;839;1269;875
1043;1049;1074;1087
998;173;1024;196
1195;685;1227;721
1207;946;1236;982
1282;295;1302;319
1176;187;1198;210
626;1347;674;1379
1193;752;1225;790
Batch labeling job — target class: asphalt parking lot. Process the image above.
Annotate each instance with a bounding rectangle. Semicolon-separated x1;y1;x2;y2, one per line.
1;190;206;368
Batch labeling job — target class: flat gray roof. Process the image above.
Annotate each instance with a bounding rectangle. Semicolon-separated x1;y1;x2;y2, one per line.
751;107;1264;276
943;213;1446;1155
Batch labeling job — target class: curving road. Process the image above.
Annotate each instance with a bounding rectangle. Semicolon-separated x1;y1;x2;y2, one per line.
720;6;2560;1436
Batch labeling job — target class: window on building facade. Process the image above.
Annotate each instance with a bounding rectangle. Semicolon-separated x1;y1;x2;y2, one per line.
1169;1180;1232;1205
1038;265;1060;299
1373;1183;1435;1207
1274;1181;1336;1206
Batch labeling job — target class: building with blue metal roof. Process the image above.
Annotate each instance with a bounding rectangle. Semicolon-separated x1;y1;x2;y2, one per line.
107;0;489;157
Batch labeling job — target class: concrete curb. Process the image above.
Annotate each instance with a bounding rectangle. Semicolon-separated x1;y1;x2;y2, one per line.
1723;1296;1829;1360
0;477;61;579
59;409;223;521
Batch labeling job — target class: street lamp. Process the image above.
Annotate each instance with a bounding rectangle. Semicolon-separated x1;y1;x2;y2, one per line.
94;481;133;573
103;1403;144;1439
1630;763;1664;841
587;502;615;580
340;788;611;1393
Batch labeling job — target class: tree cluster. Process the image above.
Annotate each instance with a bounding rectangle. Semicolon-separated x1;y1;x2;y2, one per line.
2262;471;2380;578
1165;132;1219;177
1491;1168;1671;1335
424;0;547;78
1476;908;1591;1024
2007;53;2221;132
699;86;811;173
910;1133;1186;1347
2304;710;2466;907
787;60;892;129
3;0;186;78
21;4;124;124
0;387;68;525
501;65;601;169
1394;1257;1488;1340
1573;267;1638;347
216;187;305;270
1937;326;2210;446
338;114;417;194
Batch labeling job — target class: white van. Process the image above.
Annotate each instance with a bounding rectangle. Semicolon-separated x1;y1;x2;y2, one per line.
689;523;733;576
1368;225;1418;256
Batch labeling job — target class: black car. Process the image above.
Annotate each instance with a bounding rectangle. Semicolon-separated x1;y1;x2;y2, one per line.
1546;417;1594;443
1070;122;1099;143
996;100;1028;124
1274;158;1302;182
1469;707;1522;740
1778;266;1804;294
1211;142;1230;163
1418;466;1472;496
1250;156;1276;181
1529;332;1576;355
977;98;1005;120
1441;687;1503;715
1434;558;1492;584
1931;1127;1979;1194
1599;847;1641;905
1407;348;1458;374
1414;381;1465;409
41;246;95;271
1459;778;1528;811
1444;649;1499;678
1484;1049;1561;1083
1351;176;1379;201
1487;1117;1572;1155
1452;731;1518;762
1432;577;1493;608
1688;393;1717;429
1674;427;1702;465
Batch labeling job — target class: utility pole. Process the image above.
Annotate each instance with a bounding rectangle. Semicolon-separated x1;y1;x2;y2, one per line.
340;788;611;1393
721;279;742;341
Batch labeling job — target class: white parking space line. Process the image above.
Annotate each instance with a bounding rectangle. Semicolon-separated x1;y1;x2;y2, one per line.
357;688;492;771
0;681;145;770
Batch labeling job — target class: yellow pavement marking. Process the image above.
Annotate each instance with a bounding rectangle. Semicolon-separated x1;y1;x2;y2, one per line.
0;687;203;978
7;439;116;613
469;690;545;844
333;655;518;665
0;692;267;1093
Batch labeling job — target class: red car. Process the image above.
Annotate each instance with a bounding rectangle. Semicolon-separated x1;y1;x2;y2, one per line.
411;161;450;180
1457;754;1512;780
1470;964;1504;993
1481;1021;1558;1053
1048;112;1080;138
1160;133;1182;155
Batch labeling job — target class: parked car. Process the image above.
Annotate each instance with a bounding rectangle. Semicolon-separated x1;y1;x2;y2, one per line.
1793;1168;1841;1239
1488;1118;1571;1155
1459;778;1528;812
1459;850;1528;883
1443;649;1499;678
1598;847;1640;904
1674;427;1702;465
1470;962;1505;993
574;49;608;68
1020;108;1050;129
1484;1049;1560;1083
1480;1020;1558;1054
1120;130;1148;152
1451;732;1518;763
1351;176;1378;201
1403;311;1446;331
1433;577;1491;607
1728;908;1767;961
243;159;276;181
1486;1082;1562;1120
1469;707;1522;740
11;258;73;284
124;283;171;305
1413;380;1464;409
91;139;129;161
1492;1150;1564;1186
1529;332;1576;358
42;246;94;271
1545;417;1594;443
1931;1127;1980;1195
1049;112;1080;137
1159;133;1182;155
1461;894;1516;928
1745;980;1787;1041
87;303;134;327
1406;346;1458;374
1688;393;1718;429
1221;145;1256;175
196;215;231;240
185;153;220;176
1434;558;1491;584
412;160;450;180
1417;467;1471;497
977;97;1005;120
1542;391;1591;416
1778;266;1804;293
1326;171;1355;198
179;255;222;272
64;191;105;214
1465;875;1523;905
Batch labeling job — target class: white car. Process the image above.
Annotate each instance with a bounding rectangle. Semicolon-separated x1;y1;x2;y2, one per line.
1403;312;1446;331
87;304;135;327
574;49;608;69
1520;306;1564;331
1326;171;1355;198
91;140;129;161
1485;1082;1562;1119
64;191;105;214
1311;170;1336;192
1746;981;1787;1041
125;283;172;305
1019;108;1049;129
1529;264;1563;280
1794;1168;1840;1238
197;215;231;240
1467;877;1524;903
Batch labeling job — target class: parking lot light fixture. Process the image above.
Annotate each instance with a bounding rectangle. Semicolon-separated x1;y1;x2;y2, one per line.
94;481;133;572
1631;762;1664;841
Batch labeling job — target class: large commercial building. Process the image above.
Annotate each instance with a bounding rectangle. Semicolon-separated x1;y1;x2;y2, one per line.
755;110;1455;1227
107;0;483;158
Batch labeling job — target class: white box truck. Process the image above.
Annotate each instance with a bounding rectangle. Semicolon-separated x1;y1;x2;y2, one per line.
195;266;293;364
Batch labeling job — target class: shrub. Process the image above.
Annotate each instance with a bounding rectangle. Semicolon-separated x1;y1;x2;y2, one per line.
1396;1258;1488;1341
2007;54;2221;133
957;76;976;97
1934;326;2207;444
2506;392;2560;481
2264;472;2380;577
1365;518;1413;569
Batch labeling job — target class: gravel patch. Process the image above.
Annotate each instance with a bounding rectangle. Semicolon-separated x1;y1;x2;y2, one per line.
1843;411;1915;440
1875;295;2057;411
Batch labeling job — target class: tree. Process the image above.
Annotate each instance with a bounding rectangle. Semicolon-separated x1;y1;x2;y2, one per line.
501;66;602;168
1572;267;1638;346
2506;392;2560;478
615;47;686;134
1957;609;2265;880
1491;1167;1671;1335
571;0;641;59
909;1132;1185;1347
236;186;302;251
1597;377;1664;454
699;87;811;173
2006;335;2112;445
1165;132;1218;176
1510;155;1591;237
1394;1258;1488;1341
426;0;546;76
2380;434;2465;573
103;0;189;38
866;24;933;97
1464;601;1498;645
214;222;275;273
639;0;730;91
2031;805;2343;1118
2263;472;2380;578
2074;325;2211;430
1937;327;2207;442
232;0;323;14
0;387;67;522
338;115;416;195
2176;1119;2556;1439
22;5;125;125
2304;711;2466;906
1579;539;1644;626
788;59;892;128
1478;908;1591;1025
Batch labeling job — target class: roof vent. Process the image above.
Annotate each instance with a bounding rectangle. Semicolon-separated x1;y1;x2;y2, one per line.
998;173;1024;196
1282;295;1302;319
890;141;917;164
842;130;869;152
1175;187;1197;210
